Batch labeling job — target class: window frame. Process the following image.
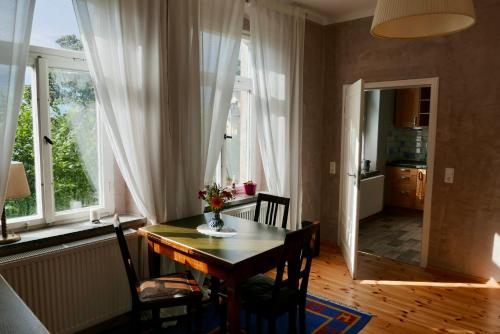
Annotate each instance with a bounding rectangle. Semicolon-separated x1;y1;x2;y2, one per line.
219;35;256;186
7;46;114;229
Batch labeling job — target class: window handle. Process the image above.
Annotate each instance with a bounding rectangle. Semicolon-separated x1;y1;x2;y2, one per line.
224;134;232;140
44;136;53;145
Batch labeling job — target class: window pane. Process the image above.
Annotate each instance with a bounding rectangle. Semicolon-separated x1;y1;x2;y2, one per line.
30;0;83;51
223;90;251;185
49;67;99;212
5;68;38;219
236;39;251;77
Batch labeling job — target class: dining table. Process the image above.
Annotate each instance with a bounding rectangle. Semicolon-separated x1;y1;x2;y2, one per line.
138;213;288;334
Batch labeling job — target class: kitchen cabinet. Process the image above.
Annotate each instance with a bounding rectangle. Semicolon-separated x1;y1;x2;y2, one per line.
394;87;431;128
386;166;426;210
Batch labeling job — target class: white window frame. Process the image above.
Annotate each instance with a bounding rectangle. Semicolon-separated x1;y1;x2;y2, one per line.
7;46;114;229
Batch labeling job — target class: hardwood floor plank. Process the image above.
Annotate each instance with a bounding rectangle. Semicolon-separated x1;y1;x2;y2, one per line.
308;243;500;333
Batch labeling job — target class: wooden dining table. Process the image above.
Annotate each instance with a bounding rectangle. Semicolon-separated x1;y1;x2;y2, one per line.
138;213;288;334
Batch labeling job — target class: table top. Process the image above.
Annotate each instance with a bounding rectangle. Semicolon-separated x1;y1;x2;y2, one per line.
0;275;49;334
139;213;288;267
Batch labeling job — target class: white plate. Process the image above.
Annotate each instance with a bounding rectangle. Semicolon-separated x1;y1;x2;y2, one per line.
196;224;237;238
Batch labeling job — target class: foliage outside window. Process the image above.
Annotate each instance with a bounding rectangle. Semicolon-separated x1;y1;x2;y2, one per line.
6;4;113;224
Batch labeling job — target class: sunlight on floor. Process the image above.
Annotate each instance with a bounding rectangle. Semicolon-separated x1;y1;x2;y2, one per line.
359;277;500;289
493;233;500;268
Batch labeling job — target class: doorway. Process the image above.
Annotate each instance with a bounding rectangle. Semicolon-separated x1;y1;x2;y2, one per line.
339;78;439;278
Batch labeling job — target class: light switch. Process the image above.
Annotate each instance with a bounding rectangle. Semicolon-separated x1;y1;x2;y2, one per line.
444;168;454;184
330;161;336;175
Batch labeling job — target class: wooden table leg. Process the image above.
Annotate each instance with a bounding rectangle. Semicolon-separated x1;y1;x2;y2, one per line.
148;241;161;278
227;285;241;334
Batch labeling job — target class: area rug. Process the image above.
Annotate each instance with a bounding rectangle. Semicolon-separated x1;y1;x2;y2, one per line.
181;293;371;334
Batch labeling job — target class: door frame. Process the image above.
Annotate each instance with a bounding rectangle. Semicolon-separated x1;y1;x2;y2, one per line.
341;77;439;268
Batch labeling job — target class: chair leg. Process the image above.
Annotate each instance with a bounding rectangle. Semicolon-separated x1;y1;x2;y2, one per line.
288;306;297;334
256;315;262;334
220;302;227;334
132;309;141;332
152;307;160;329
195;302;203;334
268;317;276;334
299;304;306;334
245;310;251;332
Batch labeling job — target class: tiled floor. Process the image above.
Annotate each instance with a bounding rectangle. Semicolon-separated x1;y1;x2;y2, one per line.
358;209;422;265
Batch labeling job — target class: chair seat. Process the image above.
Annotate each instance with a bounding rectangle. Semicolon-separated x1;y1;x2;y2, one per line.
138;271;202;304
241;274;299;316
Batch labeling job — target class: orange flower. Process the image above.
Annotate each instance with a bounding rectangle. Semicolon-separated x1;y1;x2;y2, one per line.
210;196;224;210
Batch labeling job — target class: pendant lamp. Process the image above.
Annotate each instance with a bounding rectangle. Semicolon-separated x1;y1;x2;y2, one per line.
371;0;476;39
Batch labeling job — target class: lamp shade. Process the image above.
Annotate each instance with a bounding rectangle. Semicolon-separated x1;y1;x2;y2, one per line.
6;162;30;200
371;0;476;39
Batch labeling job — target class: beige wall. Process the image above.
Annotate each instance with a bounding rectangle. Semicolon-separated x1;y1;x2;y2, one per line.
302;21;326;224
319;0;500;279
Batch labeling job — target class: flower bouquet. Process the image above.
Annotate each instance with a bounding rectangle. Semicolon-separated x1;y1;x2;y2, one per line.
198;183;233;231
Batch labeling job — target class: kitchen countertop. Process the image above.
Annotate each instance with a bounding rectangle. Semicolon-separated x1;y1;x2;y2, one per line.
387;160;427;169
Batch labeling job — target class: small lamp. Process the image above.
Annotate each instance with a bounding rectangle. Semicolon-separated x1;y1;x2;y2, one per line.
1;162;31;245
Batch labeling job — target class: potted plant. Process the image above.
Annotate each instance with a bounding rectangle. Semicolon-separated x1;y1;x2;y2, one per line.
243;180;257;196
198;183;233;231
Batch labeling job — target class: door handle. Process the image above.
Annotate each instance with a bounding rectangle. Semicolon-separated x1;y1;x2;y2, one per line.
348;173;356;177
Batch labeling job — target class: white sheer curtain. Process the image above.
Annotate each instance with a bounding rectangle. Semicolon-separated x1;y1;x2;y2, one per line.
250;0;305;230
200;0;245;184
74;0;172;224
0;0;35;215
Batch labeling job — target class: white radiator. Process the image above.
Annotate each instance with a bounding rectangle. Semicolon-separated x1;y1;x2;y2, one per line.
0;230;138;334
224;202;258;221
223;202;272;224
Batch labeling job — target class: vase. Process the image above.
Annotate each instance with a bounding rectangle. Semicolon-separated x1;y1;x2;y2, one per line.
208;211;224;231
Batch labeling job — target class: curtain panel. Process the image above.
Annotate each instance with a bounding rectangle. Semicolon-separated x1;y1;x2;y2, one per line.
249;0;305;230
0;0;35;215
201;0;244;185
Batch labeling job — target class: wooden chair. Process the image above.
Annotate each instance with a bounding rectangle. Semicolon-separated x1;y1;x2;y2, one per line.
254;193;290;229
113;216;203;332
239;221;320;334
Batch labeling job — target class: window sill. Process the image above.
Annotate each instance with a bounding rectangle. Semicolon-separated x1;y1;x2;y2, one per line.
225;193;258;209
0;215;146;257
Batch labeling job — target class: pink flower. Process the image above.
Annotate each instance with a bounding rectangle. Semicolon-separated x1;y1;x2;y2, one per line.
198;190;206;200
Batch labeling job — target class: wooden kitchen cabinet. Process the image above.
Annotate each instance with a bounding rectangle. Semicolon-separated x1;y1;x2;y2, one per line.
394;87;431;128
386;166;425;210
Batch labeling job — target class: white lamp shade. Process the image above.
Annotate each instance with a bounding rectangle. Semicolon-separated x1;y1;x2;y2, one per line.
6;162;30;200
371;0;476;39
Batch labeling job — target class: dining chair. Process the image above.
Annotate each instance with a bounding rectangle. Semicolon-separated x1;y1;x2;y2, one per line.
113;216;203;332
239;221;320;334
254;193;290;229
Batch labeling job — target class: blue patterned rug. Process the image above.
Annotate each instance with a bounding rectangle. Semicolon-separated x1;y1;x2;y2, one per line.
181;293;371;334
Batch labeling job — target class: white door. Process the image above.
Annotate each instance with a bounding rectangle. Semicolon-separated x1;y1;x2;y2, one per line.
339;79;364;278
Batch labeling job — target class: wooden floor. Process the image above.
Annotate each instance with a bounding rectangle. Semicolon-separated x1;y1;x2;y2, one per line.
310;243;500;334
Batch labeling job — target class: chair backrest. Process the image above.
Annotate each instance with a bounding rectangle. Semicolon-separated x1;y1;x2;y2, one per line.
113;215;140;306
273;221;320;302
254;193;290;229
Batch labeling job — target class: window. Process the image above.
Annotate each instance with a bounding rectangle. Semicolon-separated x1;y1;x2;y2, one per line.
219;39;262;187
5;0;113;227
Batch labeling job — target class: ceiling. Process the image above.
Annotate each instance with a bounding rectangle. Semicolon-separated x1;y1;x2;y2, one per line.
293;0;377;25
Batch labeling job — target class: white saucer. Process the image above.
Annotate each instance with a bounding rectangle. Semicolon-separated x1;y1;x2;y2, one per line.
196;224;237;238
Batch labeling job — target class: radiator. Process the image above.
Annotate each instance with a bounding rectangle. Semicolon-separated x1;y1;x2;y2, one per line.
223;202;271;224
224;202;258;221
0;230;138;334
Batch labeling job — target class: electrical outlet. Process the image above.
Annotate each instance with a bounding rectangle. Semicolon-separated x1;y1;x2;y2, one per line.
329;162;336;175
444;168;454;184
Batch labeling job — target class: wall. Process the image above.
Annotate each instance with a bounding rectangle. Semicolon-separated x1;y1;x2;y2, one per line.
301;21;325;224
321;0;500;280
376;90;394;171
363;90;380;171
